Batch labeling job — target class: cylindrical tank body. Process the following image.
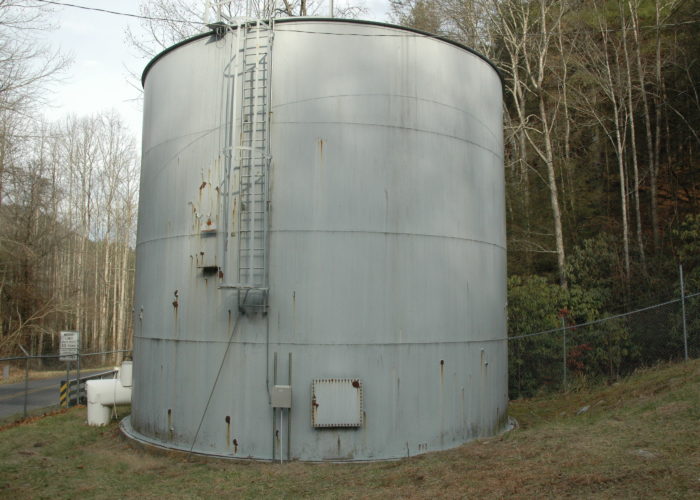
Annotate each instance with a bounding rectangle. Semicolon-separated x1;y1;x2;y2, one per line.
125;19;507;461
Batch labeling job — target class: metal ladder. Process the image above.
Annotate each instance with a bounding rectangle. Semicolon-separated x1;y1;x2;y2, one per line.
220;20;273;314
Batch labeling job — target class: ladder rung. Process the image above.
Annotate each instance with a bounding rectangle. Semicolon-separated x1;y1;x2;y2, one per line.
219;284;268;290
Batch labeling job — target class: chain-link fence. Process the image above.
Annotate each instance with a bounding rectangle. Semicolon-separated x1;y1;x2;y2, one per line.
2;287;698;418
0;349;131;421
509;292;699;398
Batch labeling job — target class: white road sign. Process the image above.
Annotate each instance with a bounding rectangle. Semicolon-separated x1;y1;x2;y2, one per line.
60;331;79;361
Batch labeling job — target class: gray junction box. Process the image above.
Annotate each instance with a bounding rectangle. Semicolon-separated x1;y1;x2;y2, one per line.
271;385;292;409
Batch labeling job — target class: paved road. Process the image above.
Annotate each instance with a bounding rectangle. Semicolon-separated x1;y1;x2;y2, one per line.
0;369;108;420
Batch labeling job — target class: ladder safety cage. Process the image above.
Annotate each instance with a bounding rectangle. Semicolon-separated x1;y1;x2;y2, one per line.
219;19;273;315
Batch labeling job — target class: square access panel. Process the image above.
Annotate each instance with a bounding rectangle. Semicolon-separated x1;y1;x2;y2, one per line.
312;379;364;428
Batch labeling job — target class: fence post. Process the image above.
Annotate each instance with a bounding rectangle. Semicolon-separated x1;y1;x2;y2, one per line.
18;345;30;418
64;361;70;407
561;317;567;389
23;356;29;418
680;264;689;361
76;345;81;404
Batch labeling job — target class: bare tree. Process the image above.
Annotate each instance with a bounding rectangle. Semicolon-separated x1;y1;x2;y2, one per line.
0;1;68;111
126;0;365;64
390;0;444;33
53;113;139;357
0;0;69;209
620;1;645;269
492;0;569;288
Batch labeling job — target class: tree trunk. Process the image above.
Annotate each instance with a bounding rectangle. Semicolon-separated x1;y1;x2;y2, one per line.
621;1;646;270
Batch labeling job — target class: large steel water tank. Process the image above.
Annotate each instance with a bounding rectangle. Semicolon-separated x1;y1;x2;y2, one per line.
122;18;507;461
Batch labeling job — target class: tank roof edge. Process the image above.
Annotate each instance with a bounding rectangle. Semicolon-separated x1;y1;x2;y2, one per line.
140;17;504;88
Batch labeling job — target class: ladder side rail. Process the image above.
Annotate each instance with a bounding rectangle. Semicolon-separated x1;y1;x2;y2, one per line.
236;21;251;285
221;25;239;278
262;20;273;290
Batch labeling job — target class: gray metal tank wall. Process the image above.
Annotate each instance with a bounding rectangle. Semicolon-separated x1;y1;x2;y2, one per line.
125;19;507;461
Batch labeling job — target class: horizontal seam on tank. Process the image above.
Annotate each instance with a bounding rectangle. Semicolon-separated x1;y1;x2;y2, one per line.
143;125;221;159
272;93;500;143
135;231;506;251
273;120;503;159
269;229;506;251
134;336;507;345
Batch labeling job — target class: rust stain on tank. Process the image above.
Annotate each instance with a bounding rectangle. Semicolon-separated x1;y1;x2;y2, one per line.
317;138;326;172
225;415;231;447
172;290;179;325
233;438;238;453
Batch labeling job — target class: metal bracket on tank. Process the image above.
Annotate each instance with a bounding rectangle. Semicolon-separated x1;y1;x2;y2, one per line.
234;286;268;315
206;22;227;39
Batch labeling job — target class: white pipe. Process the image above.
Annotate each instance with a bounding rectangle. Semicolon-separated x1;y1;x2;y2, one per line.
86;361;133;426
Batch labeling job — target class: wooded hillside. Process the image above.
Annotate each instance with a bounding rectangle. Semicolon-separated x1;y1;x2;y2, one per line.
391;0;700;392
0;112;138;358
0;2;139;359
392;0;700;294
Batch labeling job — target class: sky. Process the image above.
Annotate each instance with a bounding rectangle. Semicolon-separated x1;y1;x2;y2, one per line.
39;0;392;147
42;0;144;137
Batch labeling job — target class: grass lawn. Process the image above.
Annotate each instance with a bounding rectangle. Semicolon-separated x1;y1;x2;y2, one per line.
1;360;698;499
